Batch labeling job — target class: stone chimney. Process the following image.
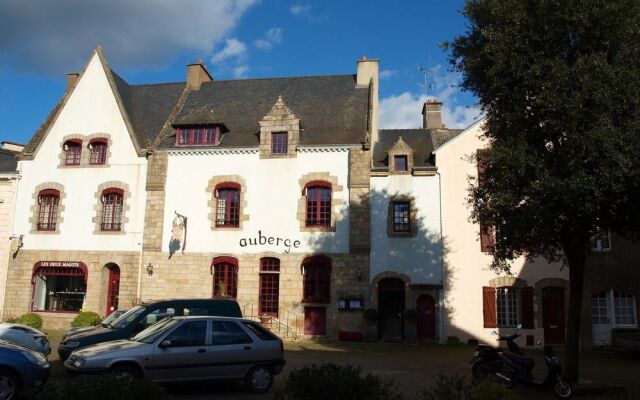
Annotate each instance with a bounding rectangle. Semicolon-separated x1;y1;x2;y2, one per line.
422;100;443;129
356;56;379;147
186;59;213;90
66;72;79;92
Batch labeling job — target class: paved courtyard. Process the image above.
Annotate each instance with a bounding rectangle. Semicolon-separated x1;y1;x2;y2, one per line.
45;330;639;399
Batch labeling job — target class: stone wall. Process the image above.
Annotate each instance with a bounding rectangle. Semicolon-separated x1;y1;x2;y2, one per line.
143;153;167;252
2;249;139;328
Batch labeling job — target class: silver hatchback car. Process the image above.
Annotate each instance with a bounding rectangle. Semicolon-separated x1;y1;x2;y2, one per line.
64;316;285;393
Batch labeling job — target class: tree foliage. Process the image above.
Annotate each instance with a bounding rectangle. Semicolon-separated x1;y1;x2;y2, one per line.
445;0;640;270
444;0;640;381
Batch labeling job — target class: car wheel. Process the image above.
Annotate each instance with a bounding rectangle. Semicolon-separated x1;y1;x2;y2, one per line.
109;365;141;381
0;369;20;400
245;365;273;394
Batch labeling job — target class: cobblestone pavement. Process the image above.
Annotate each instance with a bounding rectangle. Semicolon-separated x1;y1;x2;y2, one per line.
46;330;639;399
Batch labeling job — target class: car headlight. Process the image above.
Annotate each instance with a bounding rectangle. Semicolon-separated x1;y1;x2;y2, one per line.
63;341;80;349
71;357;86;368
22;351;49;367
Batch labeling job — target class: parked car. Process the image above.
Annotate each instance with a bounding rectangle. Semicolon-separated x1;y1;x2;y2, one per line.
58;298;242;361
63;309;128;340
0;323;51;356
0;340;50;400
64;316;284;393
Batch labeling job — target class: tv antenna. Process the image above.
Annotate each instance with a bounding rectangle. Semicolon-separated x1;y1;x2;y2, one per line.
410;65;433;100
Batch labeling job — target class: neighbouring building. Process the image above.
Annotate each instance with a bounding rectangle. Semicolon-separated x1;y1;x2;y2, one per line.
0;141;23;319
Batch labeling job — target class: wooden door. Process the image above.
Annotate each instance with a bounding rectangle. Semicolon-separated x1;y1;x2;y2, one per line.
106;264;120;316
259;273;279;317
304;307;326;335
542;287;566;344
417;295;436;340
378;278;405;341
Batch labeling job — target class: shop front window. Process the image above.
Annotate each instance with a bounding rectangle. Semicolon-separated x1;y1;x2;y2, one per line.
31;263;87;312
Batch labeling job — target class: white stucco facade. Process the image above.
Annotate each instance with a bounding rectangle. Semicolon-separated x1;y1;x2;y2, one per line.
435;120;568;344
13;53;147;252
162;148;351;255
370;174;443;285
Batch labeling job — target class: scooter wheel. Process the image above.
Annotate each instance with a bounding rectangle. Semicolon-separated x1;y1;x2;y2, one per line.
554;378;573;399
471;361;493;380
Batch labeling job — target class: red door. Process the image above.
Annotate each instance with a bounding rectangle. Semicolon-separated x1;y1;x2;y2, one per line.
304;307;326;335
106;264;120;316
542;287;566;344
417;295;436;340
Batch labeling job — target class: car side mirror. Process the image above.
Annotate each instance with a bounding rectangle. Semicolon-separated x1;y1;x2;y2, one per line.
159;340;172;349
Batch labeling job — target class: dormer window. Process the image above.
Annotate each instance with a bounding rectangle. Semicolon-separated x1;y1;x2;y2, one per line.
64;140;82;165
89;139;108;165
176;126;220;146
271;132;288;155
394;155;408;172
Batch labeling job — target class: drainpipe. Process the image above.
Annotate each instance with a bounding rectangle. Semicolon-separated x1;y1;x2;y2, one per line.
136;237;143;303
436;171;446;344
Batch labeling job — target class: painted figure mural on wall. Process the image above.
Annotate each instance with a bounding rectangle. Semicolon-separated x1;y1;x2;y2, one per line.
168;212;187;259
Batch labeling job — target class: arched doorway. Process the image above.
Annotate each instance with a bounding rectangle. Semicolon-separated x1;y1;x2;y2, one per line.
105;263;120;316
378;278;405;341
417;295;436;340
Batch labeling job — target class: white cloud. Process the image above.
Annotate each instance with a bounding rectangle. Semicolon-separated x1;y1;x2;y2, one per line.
233;65;250;78
379;69;398;80
211;38;248;64
254;27;283;51
290;3;311;16
379;66;481;129
0;0;258;74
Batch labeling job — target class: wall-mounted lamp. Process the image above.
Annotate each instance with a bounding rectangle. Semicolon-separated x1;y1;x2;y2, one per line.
356;266;362;282
146;262;154;276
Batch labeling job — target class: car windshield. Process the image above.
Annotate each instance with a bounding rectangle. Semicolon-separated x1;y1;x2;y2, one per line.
109;306;146;329
132;318;180;344
101;310;125;327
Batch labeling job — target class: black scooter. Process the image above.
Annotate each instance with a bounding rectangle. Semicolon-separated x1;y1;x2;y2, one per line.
471;325;573;399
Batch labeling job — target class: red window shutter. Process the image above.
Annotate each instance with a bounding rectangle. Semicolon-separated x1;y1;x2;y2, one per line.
520;287;535;329
483;286;497;328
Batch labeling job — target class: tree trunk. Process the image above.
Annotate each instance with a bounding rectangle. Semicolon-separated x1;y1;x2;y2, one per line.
564;242;586;382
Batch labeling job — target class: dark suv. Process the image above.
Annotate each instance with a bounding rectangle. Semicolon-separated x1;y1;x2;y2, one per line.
58;298;241;361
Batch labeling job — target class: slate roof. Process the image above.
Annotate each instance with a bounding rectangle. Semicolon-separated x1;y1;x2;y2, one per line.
159;75;369;149
110;71;184;147
373;128;464;168
0;149;19;173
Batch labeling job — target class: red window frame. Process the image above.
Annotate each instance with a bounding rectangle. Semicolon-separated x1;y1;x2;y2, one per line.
304;181;332;227
259;258;280;317
37;189;60;231
394;155;408;171
271;132;288;155
176;126;220;146
302;256;331;303
101;188;124;231
64;140;82;165
89;139;108;165
215;183;240;227
392;201;411;232
211;256;238;298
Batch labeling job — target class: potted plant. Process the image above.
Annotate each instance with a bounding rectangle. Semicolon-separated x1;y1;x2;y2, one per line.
363;308;378;342
404;309;418;343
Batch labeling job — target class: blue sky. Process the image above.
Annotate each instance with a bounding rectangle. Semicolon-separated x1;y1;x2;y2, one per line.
0;0;480;145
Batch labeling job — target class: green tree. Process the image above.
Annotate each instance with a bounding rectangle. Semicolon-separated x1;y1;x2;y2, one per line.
445;0;640;381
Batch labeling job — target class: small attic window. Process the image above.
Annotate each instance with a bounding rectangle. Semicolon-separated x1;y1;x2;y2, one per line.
176;126;220;146
394;155;408;172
